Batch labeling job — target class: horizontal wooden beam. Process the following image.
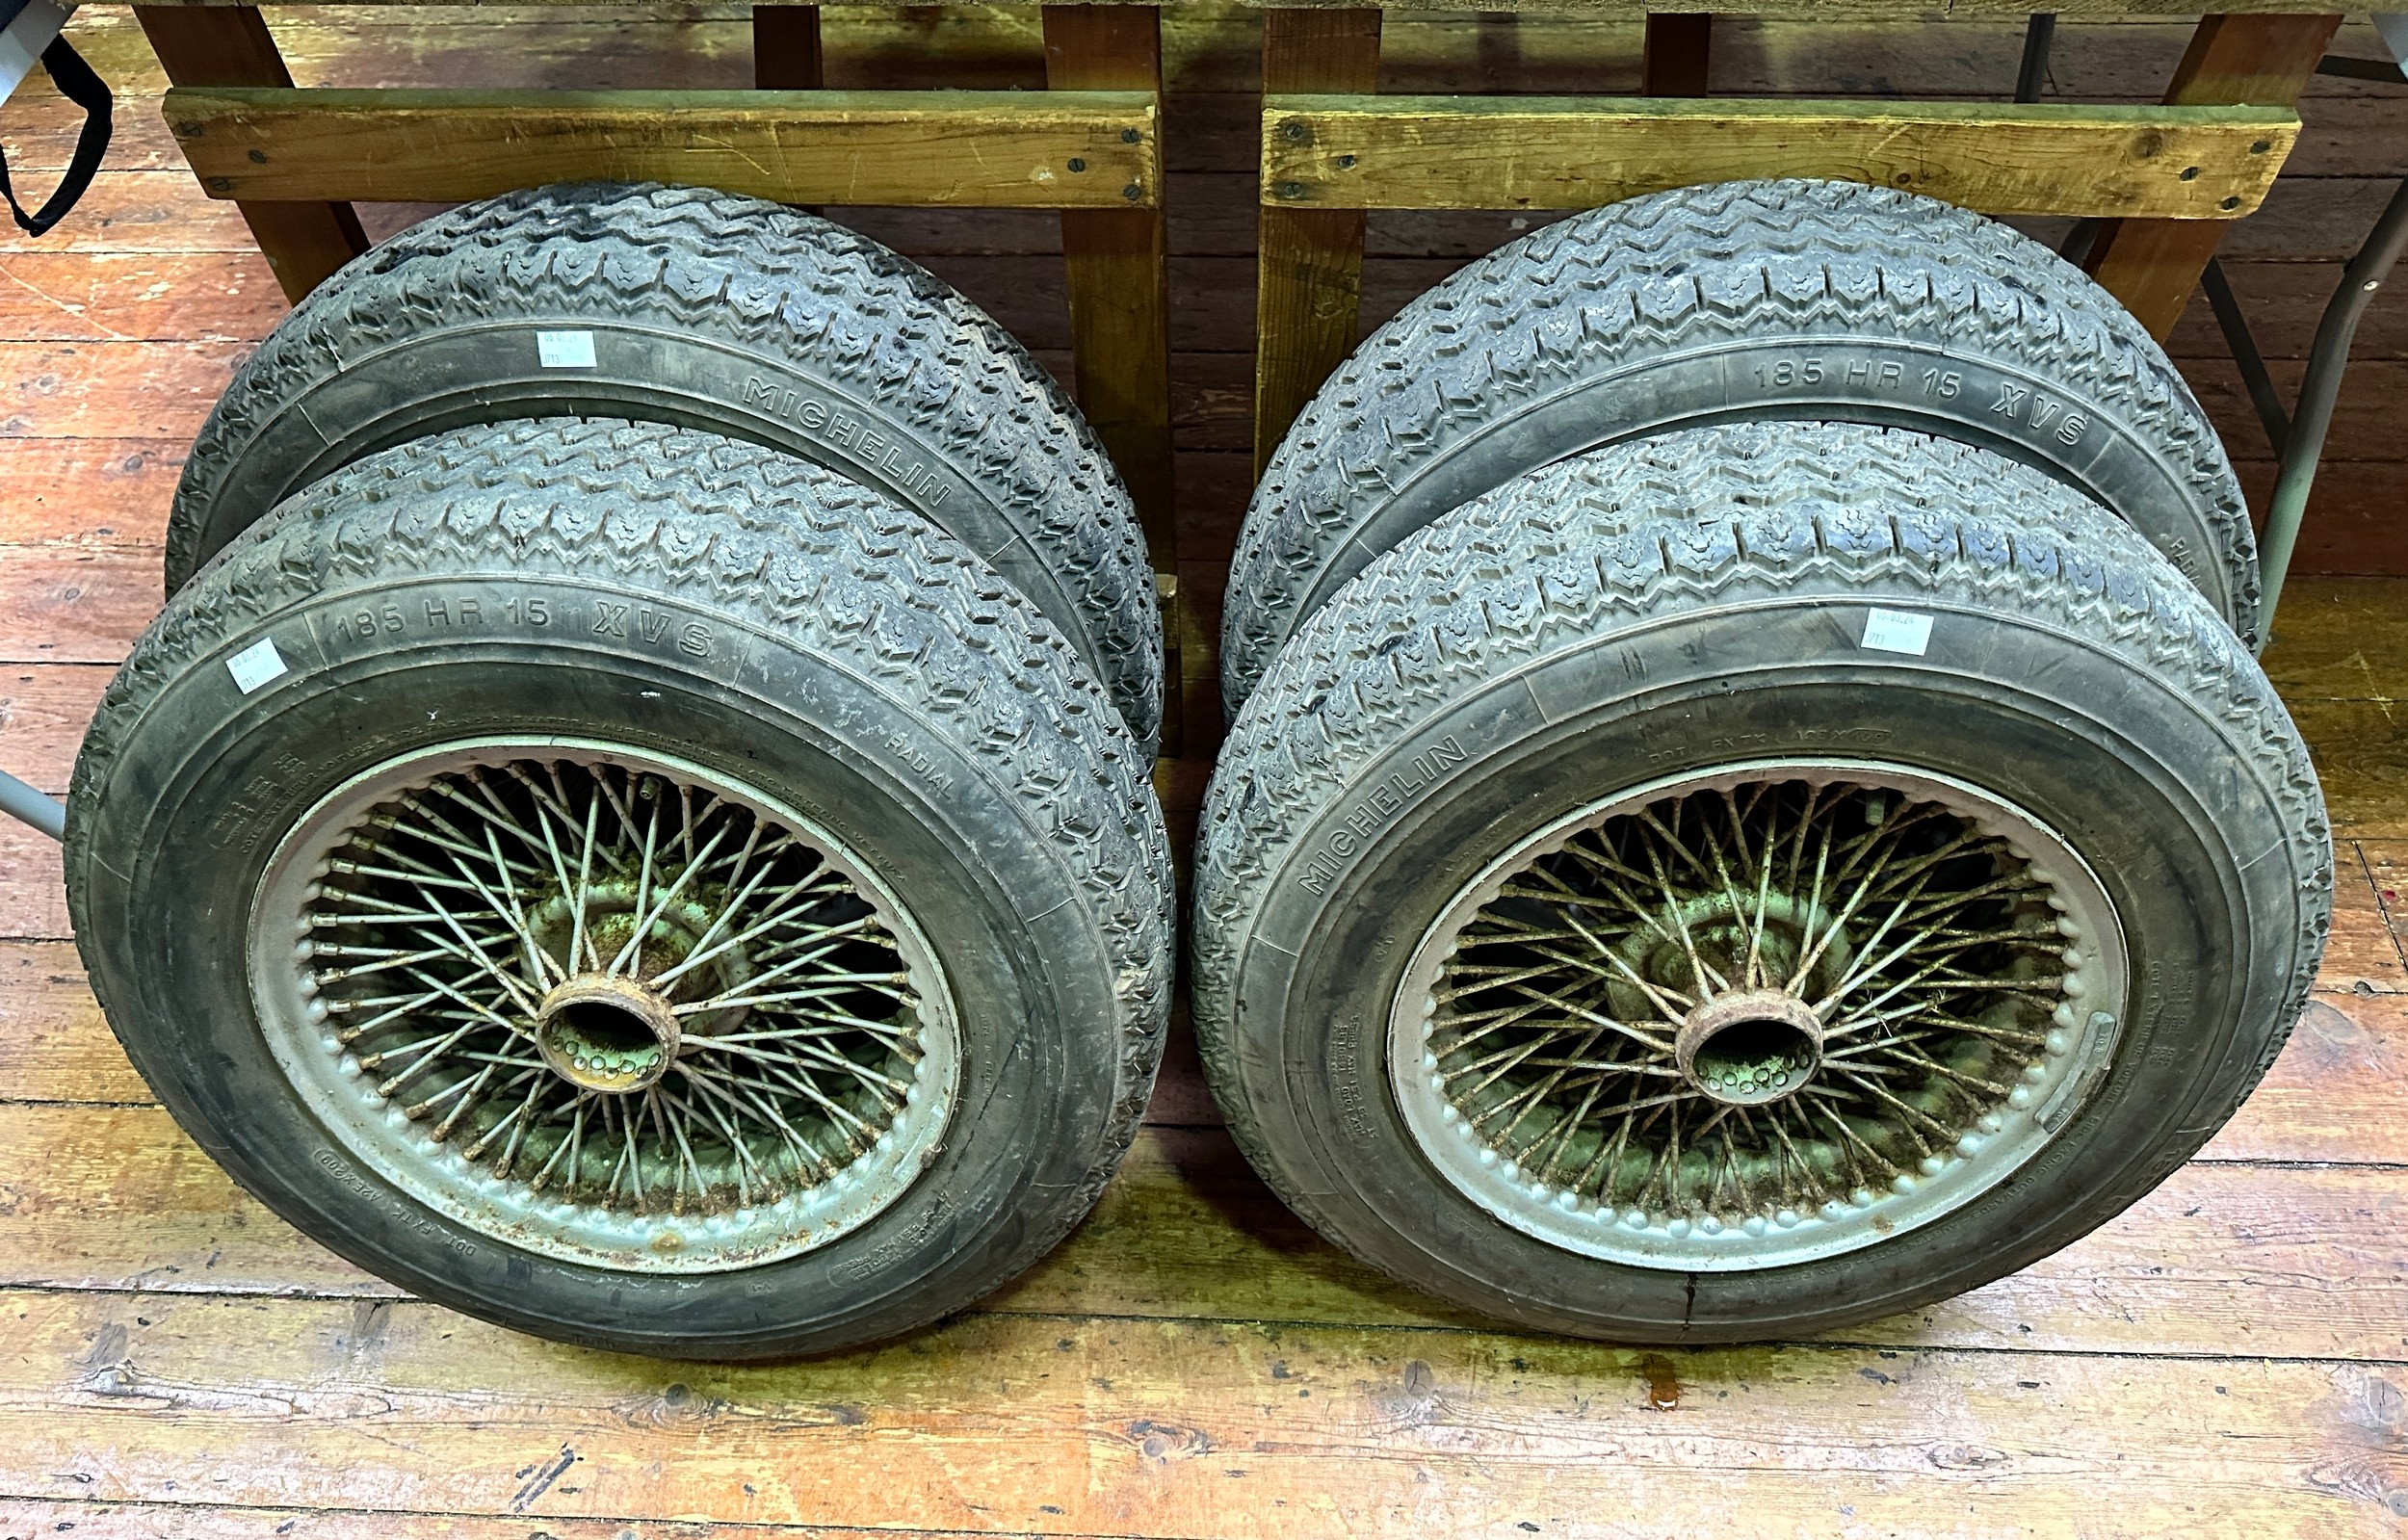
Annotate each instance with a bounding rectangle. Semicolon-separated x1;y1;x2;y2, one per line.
165;87;1161;208
1263;96;2298;219
123;1;2391;14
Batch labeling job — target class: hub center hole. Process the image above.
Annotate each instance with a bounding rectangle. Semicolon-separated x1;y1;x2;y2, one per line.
555;1000;661;1063
1690;1017;1816;1098
534;976;681;1093
1675;988;1824;1107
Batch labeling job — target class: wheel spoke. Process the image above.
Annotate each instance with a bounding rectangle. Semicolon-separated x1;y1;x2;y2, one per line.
1401;771;2114;1254
280;750;954;1265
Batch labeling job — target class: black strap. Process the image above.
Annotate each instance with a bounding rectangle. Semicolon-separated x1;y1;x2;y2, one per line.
0;34;112;237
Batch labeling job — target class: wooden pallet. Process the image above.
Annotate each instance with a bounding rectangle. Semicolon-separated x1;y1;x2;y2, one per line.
126;4;2356;753
8;12;2408;1533
133;0;1191;737
1248;7;2345;461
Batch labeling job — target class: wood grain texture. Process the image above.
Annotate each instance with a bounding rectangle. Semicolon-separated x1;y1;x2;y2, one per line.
5;1099;2408;1361
7;15;2405;153
0;441;181;547
1641;12;1713;96
1252;7;1379;470
4;917;2403;1152
164;86;1164;208
2293;698;2408;837
131;5;368;301
0;1509;960;1540
0;1287;2400;1539
2083;13;2345;337
4;14;2408;1536
12;159;2400;264
1266;97;2297;216
1044;3;1180;600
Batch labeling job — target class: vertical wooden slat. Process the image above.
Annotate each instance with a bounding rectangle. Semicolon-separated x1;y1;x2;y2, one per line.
133;5;368;303
752;6;824;91
1043;5;1179;752
1642;13;1714;96
754;6;824;218
1042;5;1173;571
1253;9;1382;474
2082;13;2342;338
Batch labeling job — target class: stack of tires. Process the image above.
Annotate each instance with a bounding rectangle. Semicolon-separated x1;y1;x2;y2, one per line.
65;184;1174;1358
1196;179;2332;1340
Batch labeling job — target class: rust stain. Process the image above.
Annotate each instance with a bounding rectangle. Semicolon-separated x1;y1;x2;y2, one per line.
1639;1353;1680;1412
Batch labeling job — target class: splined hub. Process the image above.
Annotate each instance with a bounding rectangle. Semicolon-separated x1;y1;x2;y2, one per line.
1390;763;2126;1269
251;742;960;1272
1674;990;1824;1107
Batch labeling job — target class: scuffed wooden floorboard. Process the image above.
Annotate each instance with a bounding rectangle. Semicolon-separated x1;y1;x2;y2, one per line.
1;1288;2404;1539
0;12;2405;1540
3;1103;2407;1361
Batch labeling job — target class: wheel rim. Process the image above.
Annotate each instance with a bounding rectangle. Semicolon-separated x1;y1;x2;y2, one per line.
250;738;959;1273
1388;760;2127;1271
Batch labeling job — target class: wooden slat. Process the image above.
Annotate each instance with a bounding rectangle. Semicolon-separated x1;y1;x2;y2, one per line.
751;3;824;91
1253;7;1381;471
0;1289;2401;1540
1642;12;1714;95
0;544;164;666
5;1097;2408;1361
2084;13;2345;337
0;441;182;547
0;250;284;345
1174;557;1226;756
2293;697;2408;837
1262;96;2299;216
0;1507;935;1540
130;6;368;303
163;87;1164;209
1043;8;1178;568
0;823;66;942
65;0;2408;15
2198;992;2408;1161
16;160;2402;265
18;14;2408;160
0;944;142;1102
0;664;111;795
5;927;2401;1154
1045;6;1181;753
2261;576;2408;700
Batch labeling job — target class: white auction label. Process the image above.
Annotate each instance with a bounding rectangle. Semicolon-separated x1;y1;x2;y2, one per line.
536;330;598;369
225;636;289;694
1860;608;1935;657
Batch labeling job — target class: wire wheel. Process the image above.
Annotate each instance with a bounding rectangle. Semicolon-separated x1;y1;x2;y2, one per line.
1388;761;2127;1270
249;739;958;1272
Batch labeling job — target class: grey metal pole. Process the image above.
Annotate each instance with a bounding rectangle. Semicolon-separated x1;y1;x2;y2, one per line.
2255;175;2408;650
0;767;63;842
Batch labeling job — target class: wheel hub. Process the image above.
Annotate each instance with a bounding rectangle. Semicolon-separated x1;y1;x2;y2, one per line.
1674;990;1823;1107
534;974;682;1094
1390;761;2127;1270
250;740;961;1273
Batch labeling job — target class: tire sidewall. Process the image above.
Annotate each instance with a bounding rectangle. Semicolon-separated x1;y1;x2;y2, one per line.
77;572;1129;1356
1293;339;2238;636
1218;590;2307;1339
190;320;1103;693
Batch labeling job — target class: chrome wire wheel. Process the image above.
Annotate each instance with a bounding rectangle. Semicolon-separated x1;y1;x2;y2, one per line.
249;739;959;1273
1389;761;2127;1271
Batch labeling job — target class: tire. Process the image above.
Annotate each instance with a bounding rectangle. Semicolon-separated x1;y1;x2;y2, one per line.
1222;177;2259;716
70;419;1173;1359
1193;420;2327;1343
164;181;1163;757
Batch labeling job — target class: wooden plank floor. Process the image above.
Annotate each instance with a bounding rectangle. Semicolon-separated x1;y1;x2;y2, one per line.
4;8;2408;1538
